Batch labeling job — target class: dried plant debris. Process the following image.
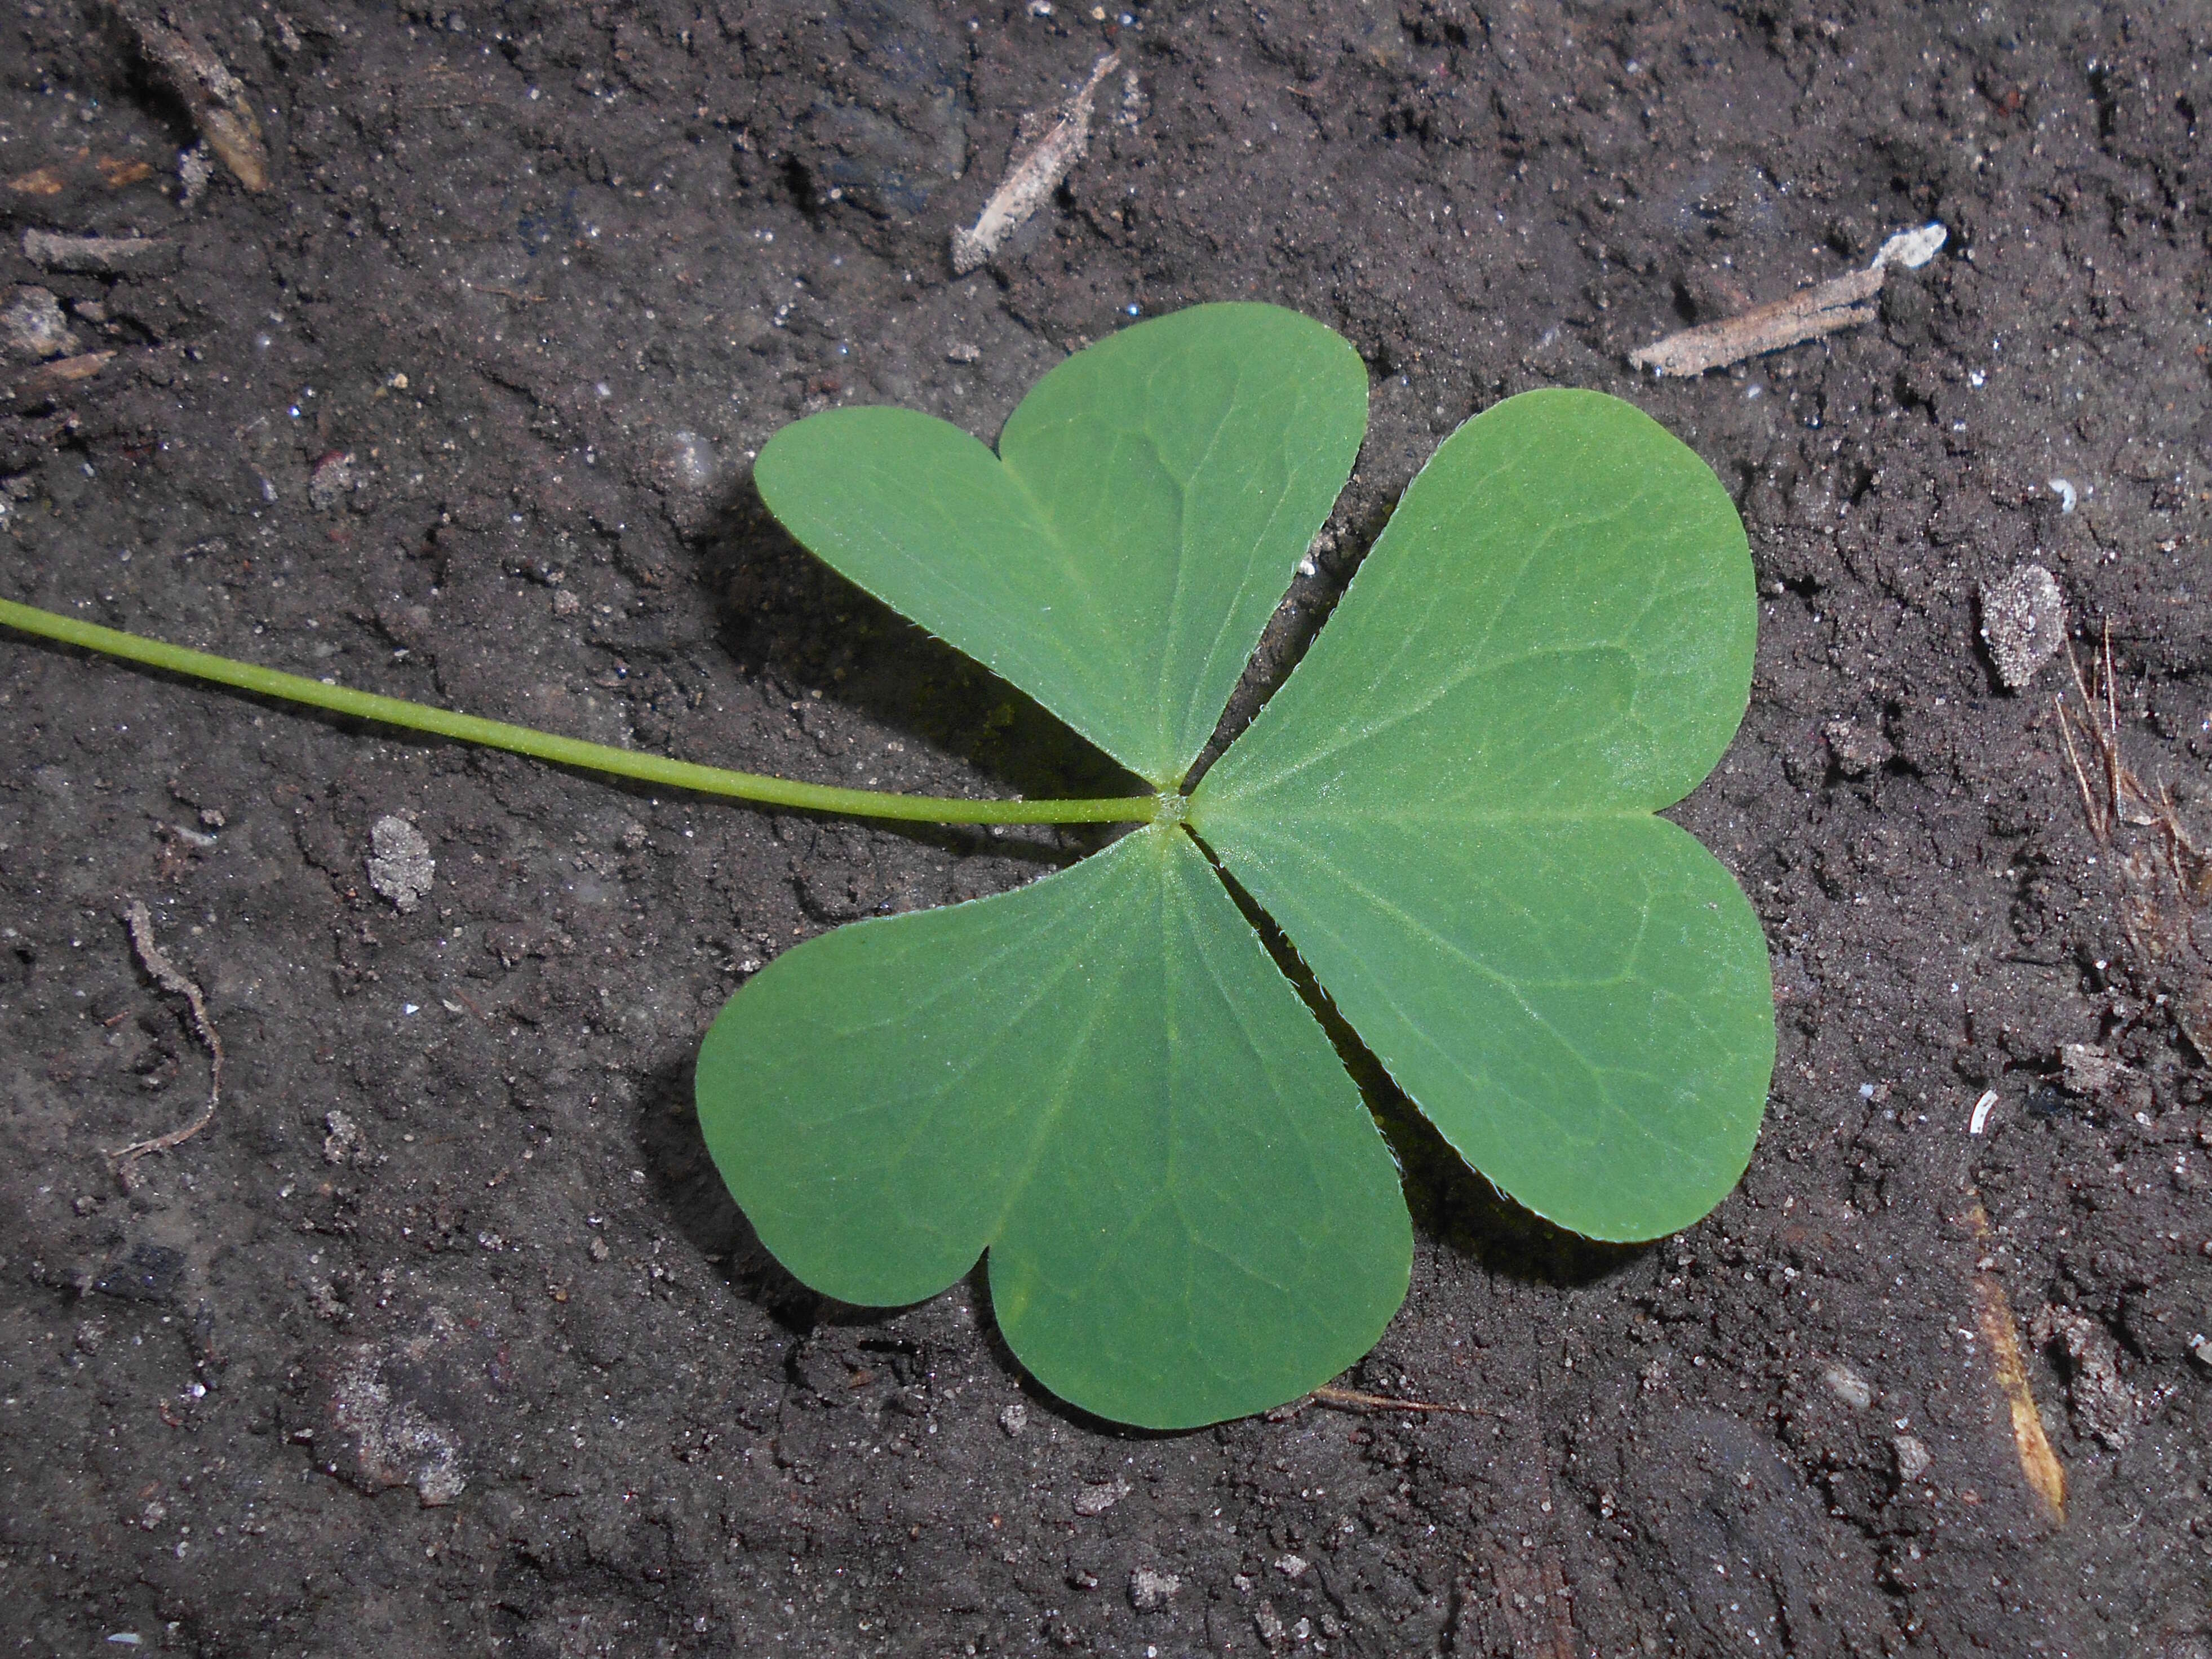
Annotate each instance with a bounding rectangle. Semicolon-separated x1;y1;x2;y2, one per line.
108;900;224;1190
105;0;269;192
6;349;116;411
2055;629;2212;1061
951;52;1119;276
1629;222;1947;377
1979;564;2067;690
1964;1197;2067;1523
20;229;179;277
5;150;157;198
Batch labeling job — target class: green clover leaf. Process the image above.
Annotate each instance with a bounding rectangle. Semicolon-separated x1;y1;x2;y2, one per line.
696;303;1774;1428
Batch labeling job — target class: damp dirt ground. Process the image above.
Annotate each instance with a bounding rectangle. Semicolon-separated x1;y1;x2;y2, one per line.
2;2;2209;1654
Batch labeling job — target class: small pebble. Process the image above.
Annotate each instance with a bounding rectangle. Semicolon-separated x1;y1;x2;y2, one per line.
1072;1476;1129;1516
1978;564;2065;690
307;450;356;512
1893;1433;1932;1482
998;1401;1029;1437
662;429;718;491
322;1110;367;1166
2059;1042;2130;1096
1;286;77;359
1822;1364;1873;1410
366;815;435;912
1127;1567;1181;1612
1823;717;1892;778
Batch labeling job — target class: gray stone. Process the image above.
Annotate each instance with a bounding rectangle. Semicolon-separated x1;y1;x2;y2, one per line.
1823;717;1892;777
2060;1041;2131;1096
0;287;77;360
1892;1433;1932;1481
1821;1363;1873;1409
1128;1567;1181;1611
366;815;435;912
1072;1475;1129;1516
1979;564;2066;690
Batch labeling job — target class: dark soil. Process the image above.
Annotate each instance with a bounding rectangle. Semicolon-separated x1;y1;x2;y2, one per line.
3;1;2209;1653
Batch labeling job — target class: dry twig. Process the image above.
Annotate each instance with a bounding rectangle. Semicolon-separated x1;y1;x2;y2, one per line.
463;281;550;304
951;52;1119;276
1278;1383;1500;1420
2056;624;2208;876
5;350;116;409
1629;223;1946;377
108;900;225;1189
1962;1195;2067;1524
105;1;269;192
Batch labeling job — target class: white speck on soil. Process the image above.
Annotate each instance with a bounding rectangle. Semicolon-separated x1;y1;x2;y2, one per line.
998;1401;1028;1436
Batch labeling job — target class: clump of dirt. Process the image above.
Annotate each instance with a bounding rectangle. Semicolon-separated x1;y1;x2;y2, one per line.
2;3;2207;1655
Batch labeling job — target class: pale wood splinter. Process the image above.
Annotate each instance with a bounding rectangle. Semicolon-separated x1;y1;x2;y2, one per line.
1629;223;1947;378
